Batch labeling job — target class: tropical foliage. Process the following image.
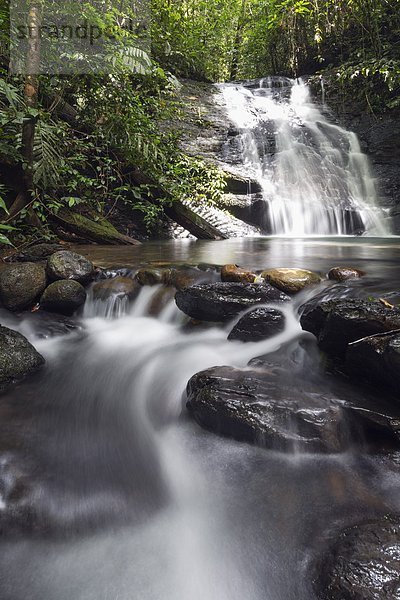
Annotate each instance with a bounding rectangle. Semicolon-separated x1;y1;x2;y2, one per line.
0;0;398;246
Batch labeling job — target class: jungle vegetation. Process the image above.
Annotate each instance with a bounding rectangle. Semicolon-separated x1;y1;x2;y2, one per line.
0;0;398;247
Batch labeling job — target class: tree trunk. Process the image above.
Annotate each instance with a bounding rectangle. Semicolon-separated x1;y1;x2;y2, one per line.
8;1;41;220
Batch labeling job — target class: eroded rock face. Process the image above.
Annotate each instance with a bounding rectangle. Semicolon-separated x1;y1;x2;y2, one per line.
228;307;285;342
47;251;95;284
347;331;400;394
262;268;322;294
316;518;400;600
0;263;47;311
328;267;365;282
40;280;87;315
221;264;257;284
300;298;400;357
0;325;44;388
175;282;290;322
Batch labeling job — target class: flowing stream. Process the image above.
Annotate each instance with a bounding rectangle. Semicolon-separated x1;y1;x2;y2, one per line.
1;239;400;600
218;78;389;236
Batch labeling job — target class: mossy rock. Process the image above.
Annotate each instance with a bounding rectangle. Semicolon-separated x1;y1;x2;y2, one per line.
47;251;95;284
40;280;87;315
0;263;47;311
0;325;44;388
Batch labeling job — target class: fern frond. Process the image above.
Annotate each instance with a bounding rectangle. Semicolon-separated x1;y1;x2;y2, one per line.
33;120;64;188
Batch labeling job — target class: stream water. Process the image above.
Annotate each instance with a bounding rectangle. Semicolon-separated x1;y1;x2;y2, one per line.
0;238;400;600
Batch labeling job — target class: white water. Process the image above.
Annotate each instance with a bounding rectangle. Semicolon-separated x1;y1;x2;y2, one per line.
218;77;389;236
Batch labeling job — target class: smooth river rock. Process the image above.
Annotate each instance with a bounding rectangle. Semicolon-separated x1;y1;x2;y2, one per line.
328;266;365;282
0;263;47;311
262;268;322;294
221;264;257;284
40;280;87;315
316;518;400;600
300;298;400;357
47;251;95;283
186;363;400;453
228;307;286;342
0;325;44;388
175;282;291;322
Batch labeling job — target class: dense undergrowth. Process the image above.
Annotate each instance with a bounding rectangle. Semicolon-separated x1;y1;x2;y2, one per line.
0;0;398;247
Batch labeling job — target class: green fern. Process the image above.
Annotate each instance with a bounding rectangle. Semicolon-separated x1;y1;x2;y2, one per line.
33;120;64;189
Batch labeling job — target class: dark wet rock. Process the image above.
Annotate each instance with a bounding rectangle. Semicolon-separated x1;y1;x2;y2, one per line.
328;267;366;282
262;268;322;294
301;298;400;357
347;331;400;395
0;325;44;387
186;365;350;452
135;268;170;286
175;282;291;322
186;346;400;453
40;280;87;315
0;263;47;311
228;307;285;342
47;251;95;284
221;264;257;284
317;517;400;600
91;276;140;301
8;243;65;263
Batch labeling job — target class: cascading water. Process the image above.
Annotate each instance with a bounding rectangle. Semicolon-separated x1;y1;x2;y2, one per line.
218;77;389;236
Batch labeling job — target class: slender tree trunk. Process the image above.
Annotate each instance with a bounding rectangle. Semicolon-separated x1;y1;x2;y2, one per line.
8;1;41;221
230;0;247;81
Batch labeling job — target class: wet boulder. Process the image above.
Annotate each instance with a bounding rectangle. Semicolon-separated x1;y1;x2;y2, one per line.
262;268;322;294
228;307;286;342
47;251;95;284
221;264;257;284
300;298;400;358
316;518;400;600
0;325;44;388
175;282;290;322
0;263;47;311
347;331;400;395
40;280;87;315
187;366;352;453
91;276;140;301
135;268;170;286
328;267;365;282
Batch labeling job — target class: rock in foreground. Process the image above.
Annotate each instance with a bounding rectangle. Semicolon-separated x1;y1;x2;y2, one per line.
0;325;44;388
316;518;400;600
228;307;286;342
187;366;366;453
301;298;400;357
176;282;290;322
0;263;47;311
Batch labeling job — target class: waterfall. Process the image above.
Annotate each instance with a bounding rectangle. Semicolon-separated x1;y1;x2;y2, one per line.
218;77;389;236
